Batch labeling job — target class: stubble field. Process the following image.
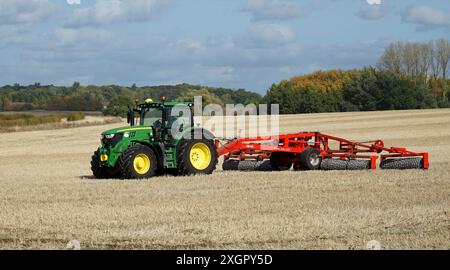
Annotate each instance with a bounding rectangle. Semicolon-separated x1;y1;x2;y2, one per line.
0;109;449;250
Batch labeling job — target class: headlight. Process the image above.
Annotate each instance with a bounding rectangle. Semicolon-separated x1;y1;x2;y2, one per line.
101;133;124;148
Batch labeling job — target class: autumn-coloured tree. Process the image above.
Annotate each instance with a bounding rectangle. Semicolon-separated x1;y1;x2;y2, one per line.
289;69;359;93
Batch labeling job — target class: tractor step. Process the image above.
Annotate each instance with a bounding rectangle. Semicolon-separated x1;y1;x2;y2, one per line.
164;148;176;168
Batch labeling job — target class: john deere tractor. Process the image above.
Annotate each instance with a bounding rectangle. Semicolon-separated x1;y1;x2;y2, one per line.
91;98;218;179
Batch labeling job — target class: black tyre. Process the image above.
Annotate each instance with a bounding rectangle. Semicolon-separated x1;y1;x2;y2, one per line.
222;159;240;171
320;158;348;170
237;160;258;171
232;160;273;171
119;144;158;179
255;160;273;171
177;139;218;176
380;158;423;170
269;153;292;171
347;159;371;170
293;162;306;171
299;148;321;170
91;149;111;179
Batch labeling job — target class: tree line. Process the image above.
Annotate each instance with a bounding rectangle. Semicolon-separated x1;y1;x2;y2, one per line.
378;39;450;80
1;39;449;116
0;83;262;115
264;39;450;114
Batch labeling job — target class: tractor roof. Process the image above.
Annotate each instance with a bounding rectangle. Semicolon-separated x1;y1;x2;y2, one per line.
138;100;193;108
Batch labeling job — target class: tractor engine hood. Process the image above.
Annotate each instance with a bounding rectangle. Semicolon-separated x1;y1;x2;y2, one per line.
101;126;154;149
102;126;154;136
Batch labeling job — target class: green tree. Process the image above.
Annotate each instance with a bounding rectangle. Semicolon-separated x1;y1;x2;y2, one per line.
174;88;225;107
342;68;378;111
103;95;134;117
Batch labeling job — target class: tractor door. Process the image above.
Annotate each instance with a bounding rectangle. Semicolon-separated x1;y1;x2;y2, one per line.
165;105;194;140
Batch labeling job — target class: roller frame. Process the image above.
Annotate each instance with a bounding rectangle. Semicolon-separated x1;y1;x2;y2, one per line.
218;132;429;170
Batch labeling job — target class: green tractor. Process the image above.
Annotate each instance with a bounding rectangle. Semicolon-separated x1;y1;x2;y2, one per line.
91;98;218;179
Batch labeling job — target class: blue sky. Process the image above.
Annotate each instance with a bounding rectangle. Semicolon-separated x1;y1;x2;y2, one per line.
0;0;449;93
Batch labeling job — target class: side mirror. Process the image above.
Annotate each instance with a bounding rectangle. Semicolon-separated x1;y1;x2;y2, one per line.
127;107;135;126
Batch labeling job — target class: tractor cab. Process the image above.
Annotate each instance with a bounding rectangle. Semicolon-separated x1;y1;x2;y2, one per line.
127;98;194;141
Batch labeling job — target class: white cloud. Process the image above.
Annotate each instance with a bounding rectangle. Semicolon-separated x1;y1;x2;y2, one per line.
246;23;296;46
358;3;388;20
402;5;450;31
66;0;170;27
67;0;81;5
0;0;55;25
242;0;307;21
366;0;381;5
53;28;113;47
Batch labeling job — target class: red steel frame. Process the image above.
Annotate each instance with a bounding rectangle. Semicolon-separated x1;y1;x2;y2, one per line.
217;132;429;170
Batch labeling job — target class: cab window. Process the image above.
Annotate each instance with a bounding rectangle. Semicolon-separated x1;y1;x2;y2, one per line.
141;107;163;128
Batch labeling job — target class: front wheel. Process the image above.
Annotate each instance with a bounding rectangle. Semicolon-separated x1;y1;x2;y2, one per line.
119;145;157;179
91;150;111;179
177;139;218;176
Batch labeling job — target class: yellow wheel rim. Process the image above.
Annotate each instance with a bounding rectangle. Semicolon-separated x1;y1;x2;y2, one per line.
133;154;151;175
189;143;212;171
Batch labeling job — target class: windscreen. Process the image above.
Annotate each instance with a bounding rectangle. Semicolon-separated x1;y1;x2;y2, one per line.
141;107;163;128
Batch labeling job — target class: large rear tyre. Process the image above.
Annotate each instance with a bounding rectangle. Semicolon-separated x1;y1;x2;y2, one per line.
269;153;292;171
119;144;158;179
177;139;218;176
299;148;321;170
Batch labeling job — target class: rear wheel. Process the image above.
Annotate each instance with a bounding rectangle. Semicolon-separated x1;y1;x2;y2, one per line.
177;139;218;176
119;145;157;179
299;148;321;170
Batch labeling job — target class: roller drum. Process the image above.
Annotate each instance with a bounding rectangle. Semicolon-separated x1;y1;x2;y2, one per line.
320;159;348;170
380;158;424;170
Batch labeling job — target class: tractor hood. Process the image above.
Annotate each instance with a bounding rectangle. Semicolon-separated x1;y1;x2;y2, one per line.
102;126;153;136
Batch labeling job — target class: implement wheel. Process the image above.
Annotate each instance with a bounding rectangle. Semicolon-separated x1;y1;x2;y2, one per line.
299;148;321;170
177;139;218;176
222;159;240;171
380;158;424;170
119;144;157;179
270;153;292;171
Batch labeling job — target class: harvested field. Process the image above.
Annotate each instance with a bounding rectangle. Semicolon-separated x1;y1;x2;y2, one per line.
0;109;449;250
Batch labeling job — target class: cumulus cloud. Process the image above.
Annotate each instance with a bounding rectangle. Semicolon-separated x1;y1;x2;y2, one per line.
402;5;450;31
242;0;308;21
358;3;388;20
246;23;296;47
65;0;170;28
53;28;113;47
0;0;55;25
